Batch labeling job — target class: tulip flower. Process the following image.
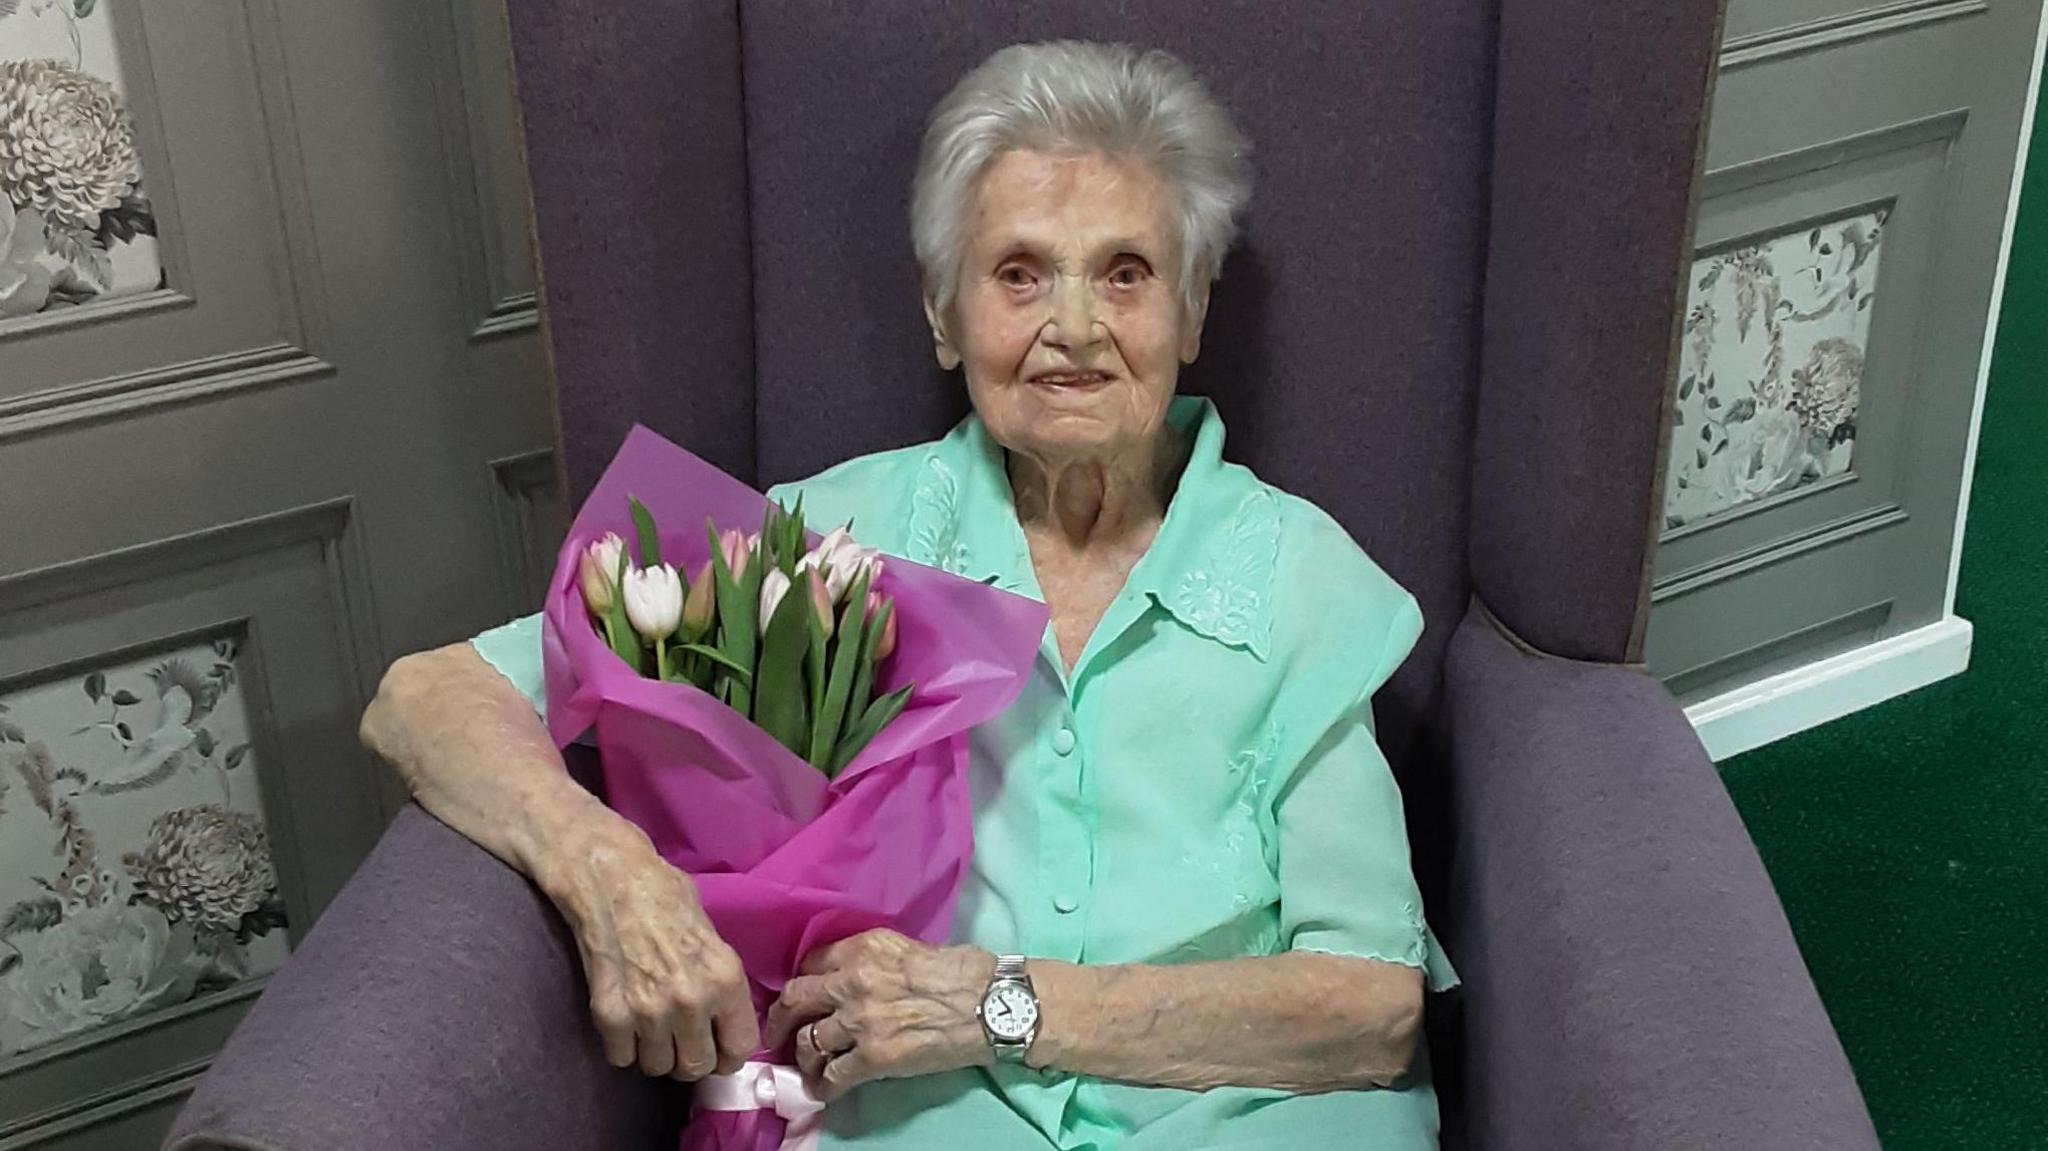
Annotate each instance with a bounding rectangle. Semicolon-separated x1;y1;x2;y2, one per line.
622;563;684;642
719;528;752;581
578;532;626;614
759;569;792;636
816;525;855;561
806;568;836;638
803;525;885;603
854;548;885;591
872;593;898;661
623;562;685;682
795;551;845;603
682;562;716;638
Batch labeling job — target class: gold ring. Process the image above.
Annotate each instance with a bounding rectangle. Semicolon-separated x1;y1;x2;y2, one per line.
803;1023;824;1056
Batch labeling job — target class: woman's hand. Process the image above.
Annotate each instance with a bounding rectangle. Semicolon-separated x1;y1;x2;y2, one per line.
764;929;995;1100
537;813;760;1081
363;643;760;1081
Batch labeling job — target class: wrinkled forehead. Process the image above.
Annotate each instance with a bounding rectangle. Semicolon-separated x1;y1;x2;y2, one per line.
963;148;1183;264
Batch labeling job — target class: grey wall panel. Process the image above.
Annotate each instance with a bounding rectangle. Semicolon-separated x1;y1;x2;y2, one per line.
0;1;553;1141
1647;0;2043;700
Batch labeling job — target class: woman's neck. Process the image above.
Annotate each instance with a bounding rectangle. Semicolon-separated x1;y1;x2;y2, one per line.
1007;429;1188;551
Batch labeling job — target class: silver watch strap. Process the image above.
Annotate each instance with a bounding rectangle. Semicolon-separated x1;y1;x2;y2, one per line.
987;954;1034;1063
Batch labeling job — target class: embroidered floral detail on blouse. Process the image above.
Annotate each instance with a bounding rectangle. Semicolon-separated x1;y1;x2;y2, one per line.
1219;719;1285;909
906;454;972;576
1171;487;1281;657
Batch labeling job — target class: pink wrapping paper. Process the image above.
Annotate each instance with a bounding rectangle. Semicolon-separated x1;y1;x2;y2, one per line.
540;427;1047;1151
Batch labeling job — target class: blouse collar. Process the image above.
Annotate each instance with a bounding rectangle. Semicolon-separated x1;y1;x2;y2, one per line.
906;395;1277;661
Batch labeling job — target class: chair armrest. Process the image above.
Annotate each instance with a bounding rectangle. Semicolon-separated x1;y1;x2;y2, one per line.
165;804;679;1151
1443;604;1879;1151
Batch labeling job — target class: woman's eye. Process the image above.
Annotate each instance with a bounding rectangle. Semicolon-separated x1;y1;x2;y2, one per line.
998;266;1033;288
1109;265;1144;287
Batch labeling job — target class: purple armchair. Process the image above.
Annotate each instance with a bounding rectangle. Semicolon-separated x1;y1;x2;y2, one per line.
167;2;1880;1149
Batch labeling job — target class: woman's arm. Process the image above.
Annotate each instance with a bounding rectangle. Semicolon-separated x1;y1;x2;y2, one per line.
1028;950;1423;1091
358;640;760;1079
766;930;1422;1099
360;642;599;883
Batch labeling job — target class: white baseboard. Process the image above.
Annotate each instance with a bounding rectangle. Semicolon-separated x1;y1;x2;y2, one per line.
1684;617;1975;762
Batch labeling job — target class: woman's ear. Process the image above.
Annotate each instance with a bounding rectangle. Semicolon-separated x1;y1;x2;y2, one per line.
923;291;963;371
1180;271;1213;364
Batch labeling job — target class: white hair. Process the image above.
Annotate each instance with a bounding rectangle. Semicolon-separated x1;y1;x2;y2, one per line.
910;40;1253;316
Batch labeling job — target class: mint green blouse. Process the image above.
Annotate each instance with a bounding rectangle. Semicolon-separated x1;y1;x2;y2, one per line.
472;396;1456;1150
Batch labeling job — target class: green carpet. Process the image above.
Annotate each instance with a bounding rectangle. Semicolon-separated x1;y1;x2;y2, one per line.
1718;79;2048;1150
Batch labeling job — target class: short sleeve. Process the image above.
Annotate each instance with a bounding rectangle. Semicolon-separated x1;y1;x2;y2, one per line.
470;612;547;722
1273;596;1458;991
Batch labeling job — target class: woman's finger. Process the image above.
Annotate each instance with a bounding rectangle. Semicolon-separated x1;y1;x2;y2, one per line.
670;1009;718;1081
711;1003;760;1075
817;1043;869;1101
812;1013;855;1056
793;1022;830;1080
706;953;760;1073
586;964;639;1069
764;974;834;1048
637;1028;678;1078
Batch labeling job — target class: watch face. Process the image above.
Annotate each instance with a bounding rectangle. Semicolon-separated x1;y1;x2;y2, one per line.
983;981;1038;1041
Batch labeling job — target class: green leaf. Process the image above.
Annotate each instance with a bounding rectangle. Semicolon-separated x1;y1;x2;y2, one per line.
224;744;249;771
780;495;806;577
110;689;141;706
609;550;645;674
760;503;779;574
629;497;662;569
84;672;105;703
843;599;891;745
805;596;829;751
675;643;753;683
831;684;914;775
809;570;870;768
751;580;813;755
708;519;757;716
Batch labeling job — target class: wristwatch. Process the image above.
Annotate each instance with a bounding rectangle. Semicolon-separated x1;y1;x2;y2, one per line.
975;954;1040;1063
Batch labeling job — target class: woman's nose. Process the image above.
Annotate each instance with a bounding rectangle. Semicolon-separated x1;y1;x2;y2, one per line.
1042;275;1102;351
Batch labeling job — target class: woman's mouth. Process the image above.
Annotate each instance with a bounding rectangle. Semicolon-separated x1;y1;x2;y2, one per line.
1028;372;1114;388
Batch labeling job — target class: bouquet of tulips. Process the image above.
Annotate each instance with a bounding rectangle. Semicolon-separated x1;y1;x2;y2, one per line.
539;427;1045;1151
577;496;908;776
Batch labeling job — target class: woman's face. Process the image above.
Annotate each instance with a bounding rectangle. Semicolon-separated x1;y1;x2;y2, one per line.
928;148;1209;468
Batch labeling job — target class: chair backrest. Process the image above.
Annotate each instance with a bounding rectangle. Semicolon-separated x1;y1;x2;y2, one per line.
504;0;1719;775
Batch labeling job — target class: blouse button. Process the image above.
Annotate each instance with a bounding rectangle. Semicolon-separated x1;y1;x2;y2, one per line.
1052;894;1079;914
1051;726;1077;756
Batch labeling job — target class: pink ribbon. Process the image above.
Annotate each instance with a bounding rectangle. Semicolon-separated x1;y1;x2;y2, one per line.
695;1062;826;1151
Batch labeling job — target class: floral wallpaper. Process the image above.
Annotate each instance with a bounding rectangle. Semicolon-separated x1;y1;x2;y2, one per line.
1664;208;1885;530
0;636;288;1061
0;0;163;320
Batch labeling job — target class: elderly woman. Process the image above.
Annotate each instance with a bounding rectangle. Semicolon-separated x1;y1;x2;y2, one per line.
360;40;1455;1150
